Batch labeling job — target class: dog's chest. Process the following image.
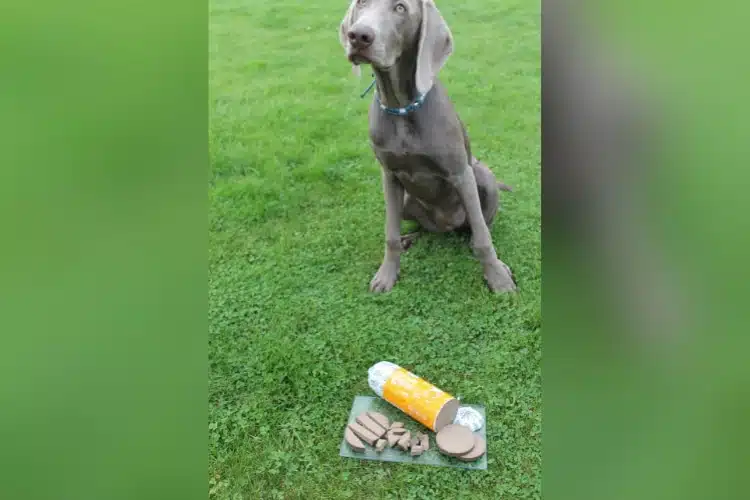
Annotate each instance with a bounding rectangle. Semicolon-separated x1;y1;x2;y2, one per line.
376;148;454;203
369;115;458;202
371;123;449;176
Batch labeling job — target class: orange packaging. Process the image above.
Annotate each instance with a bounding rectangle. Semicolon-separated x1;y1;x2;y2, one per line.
369;362;459;432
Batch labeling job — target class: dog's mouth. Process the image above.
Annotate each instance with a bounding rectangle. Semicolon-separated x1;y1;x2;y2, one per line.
348;52;393;72
347;47;387;66
348;51;372;66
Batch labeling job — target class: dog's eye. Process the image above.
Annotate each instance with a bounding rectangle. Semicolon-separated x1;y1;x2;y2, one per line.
395;3;406;13
357;0;367;6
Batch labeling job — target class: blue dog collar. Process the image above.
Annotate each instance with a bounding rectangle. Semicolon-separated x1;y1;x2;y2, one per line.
360;76;427;116
375;91;427;116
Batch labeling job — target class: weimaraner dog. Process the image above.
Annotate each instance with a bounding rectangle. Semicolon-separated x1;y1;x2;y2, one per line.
339;0;516;293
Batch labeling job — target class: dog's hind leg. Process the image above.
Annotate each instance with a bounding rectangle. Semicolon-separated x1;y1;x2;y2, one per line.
403;192;441;232
471;158;501;228
399;193;427;251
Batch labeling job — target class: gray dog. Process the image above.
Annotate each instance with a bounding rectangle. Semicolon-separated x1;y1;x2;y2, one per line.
339;0;516;293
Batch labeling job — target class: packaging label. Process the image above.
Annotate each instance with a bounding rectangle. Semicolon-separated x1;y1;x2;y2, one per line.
382;367;455;430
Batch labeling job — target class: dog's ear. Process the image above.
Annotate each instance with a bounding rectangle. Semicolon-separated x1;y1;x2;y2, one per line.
339;0;357;50
340;0;361;75
415;0;454;95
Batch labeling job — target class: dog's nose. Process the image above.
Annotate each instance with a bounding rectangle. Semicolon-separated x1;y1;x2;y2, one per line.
347;26;375;48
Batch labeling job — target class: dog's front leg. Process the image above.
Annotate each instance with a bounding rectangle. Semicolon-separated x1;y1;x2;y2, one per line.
370;169;404;293
454;166;517;293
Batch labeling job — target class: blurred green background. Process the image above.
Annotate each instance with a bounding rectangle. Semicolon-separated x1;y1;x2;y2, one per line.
544;1;750;499
0;1;206;499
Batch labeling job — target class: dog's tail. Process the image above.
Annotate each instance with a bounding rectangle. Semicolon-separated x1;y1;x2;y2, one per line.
497;181;513;192
472;156;513;192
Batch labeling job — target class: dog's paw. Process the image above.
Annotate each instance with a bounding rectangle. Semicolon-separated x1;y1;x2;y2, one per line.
370;263;399;293
484;259;517;293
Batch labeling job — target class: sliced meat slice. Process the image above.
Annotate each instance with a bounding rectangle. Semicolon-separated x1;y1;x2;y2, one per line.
375;439;387;452
456;435;487;462
356;413;387;438
348;422;379;446
397;432;411;451
436;424;475;457
416;433;429;451
345;427;365;453
386;432;400;448
367;411;390;430
410;436;420;450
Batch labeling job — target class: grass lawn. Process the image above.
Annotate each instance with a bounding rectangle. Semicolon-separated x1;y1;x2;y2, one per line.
209;1;540;498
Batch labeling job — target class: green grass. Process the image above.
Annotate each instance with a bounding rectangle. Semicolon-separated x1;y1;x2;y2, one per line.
209;1;540;498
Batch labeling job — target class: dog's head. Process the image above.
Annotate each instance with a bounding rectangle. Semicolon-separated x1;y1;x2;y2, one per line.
339;0;454;94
